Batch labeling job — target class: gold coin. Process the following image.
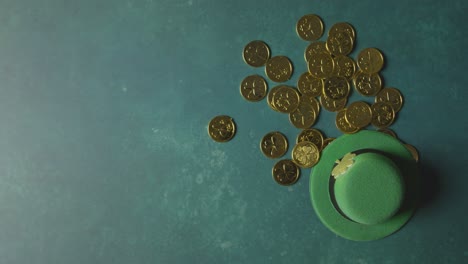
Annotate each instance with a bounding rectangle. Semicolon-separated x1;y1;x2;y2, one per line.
333;55;356;80
320;94;347;112
240;75;268;102
289;96;318;129
322;137;336;150
265;56;293;83
297;72;323;97
267;85;284;111
329;22;356;40
377;128;398;138
345;101;372;128
296;128;324;150
357;48;384;74
243;40;271;67
260;131;288;159
308;53;334;79
335;109;359;134
404;144;419;162
292;141;320;168
296;14;324;41
271;86;300;113
323;76;350;100
371;102;395;128
353;70;382;96
272;159;300;186
208;115;236;142
326;31;354;56
375;87;404;112
302;94;321;114
304;41;328;62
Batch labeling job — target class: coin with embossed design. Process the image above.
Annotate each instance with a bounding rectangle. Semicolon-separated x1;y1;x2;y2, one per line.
357;48;384;74
289;96;318;129
304;41;328;62
308;53;334;79
333;55;356;79
371;102;395;128
271;86;300;113
208;115;236;142
353;71;382;96
296;14;324;41
260;131;288;159
375;87;404;112
243;40;270;67
335;109;359;134
292;141;320;168
323;76;350;100
272;159;300;186
240;75;268;102
345;101;372;128
296;128;324;150
329;22;356;40
320;95;347;112
265;56;293;83
297;72;323;97
326;31;354;56
267;85;284;112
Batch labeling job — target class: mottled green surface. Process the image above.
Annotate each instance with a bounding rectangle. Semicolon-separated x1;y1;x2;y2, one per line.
0;0;467;263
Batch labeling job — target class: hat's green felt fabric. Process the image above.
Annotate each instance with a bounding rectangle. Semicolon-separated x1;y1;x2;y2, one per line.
334;153;405;225
310;130;419;241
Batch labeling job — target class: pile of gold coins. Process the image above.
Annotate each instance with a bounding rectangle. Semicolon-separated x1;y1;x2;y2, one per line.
208;14;419;186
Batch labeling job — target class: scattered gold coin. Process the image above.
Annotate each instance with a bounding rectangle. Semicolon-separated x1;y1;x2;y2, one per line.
240;75;268;102
296;128;324;150
323;76;350;100
208;115;236;142
377;128;398;138
357;47;384;74
297;72;323;97
345;101;372;128
260;131;288;159
335;109;359;134
333;55;356;79
265;56;293;83
271;86;300;113
329;22;356;41
304;41;328;62
353;71;382;96
371;102;395;128
320;95;347;112
308;53;334;79
375;87;404;112
292;141;320;168
322;137;336;150
272;159;300;186
267;85;284;112
302;95;321;114
326;31;354;56
404;144;419;162
243;40;271;67
289;95;318;129
296;14;324;41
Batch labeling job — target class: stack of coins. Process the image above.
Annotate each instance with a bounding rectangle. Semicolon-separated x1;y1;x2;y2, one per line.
208;13;418;186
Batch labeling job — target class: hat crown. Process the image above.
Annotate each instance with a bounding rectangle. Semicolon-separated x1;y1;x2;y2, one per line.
333;152;405;225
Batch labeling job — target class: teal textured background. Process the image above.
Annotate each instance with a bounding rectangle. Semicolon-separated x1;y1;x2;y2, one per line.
0;0;467;263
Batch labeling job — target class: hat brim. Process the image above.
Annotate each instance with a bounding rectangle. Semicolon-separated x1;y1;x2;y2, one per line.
310;130;419;241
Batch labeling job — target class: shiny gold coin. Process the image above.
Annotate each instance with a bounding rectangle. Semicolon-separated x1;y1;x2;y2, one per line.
357;48;384;74
302;94;321;114
377;128;398;138
304;41;328;62
271;86;300;113
345;101;373;128
267;85;284;112
323;76;350;100
326;31;354;56
404;144;419;162
297;72;323;97
308;53;334;79
272;159;300;186
208;115;236;142
289;96;318;129
296;128;324;150
335;109;359;134
375;87;404;112
322;137;336;150
371;102;395;128
353;71;382;96
265;56;293;83
296;14;324;41
292;141;320;168
260;131;288;159
333;55;356;80
320;95;347;112
243;40;271;67
240;75;268;102
329;22;356;40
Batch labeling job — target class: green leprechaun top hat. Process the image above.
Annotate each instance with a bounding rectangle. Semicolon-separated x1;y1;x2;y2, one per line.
310;130;420;241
